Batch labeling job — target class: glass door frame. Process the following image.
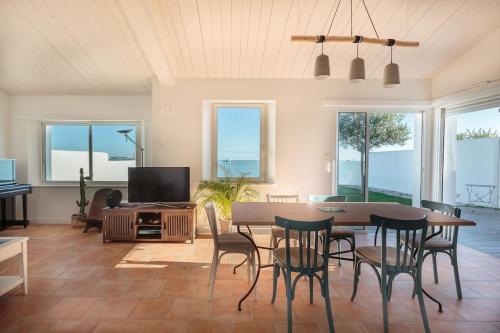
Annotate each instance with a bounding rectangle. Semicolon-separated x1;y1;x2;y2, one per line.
335;107;426;205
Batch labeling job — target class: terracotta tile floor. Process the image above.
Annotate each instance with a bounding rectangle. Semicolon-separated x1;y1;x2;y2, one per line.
0;225;500;332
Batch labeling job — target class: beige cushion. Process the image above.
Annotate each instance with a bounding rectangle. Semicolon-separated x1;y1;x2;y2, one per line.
273;247;324;268
218;232;255;252
356;246;415;267
271;226;300;240
320;228;355;239
400;235;452;249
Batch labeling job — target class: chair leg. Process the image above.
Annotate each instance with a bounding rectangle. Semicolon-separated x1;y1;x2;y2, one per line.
323;271;335;333
351;260;361;301
271;263;279;304
268;235;274;264
452;250;463;300
246;253;252;283
309;275;314;304
416;271;431;333
387;274;395;301
208;251;219;302
432;253;439;284
337;241;342;266
381;273;389;333
250;251;257;300
351;236;356;269
285;270;293;333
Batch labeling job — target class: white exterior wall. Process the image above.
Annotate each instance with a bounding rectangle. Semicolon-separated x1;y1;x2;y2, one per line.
454;138;500;207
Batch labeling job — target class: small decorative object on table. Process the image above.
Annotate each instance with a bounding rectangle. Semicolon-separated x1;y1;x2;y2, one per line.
194;167;258;233
71;168;91;228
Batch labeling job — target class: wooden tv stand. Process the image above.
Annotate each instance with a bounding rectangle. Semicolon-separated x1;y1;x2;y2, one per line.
102;204;196;243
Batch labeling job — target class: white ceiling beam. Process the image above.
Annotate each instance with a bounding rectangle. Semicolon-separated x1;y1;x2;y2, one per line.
117;0;175;86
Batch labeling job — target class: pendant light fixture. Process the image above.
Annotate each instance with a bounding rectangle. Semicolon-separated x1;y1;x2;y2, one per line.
348;0;365;83
292;0;419;85
314;39;330;80
383;43;400;88
313;0;342;80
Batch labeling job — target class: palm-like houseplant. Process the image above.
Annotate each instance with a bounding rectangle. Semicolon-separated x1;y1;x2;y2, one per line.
194;167;258;232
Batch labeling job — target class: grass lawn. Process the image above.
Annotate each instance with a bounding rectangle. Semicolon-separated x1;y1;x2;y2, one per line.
338;185;412;206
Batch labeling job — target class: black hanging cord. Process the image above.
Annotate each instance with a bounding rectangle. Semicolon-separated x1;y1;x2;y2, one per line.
350;0;353;37
326;0;342;36
362;0;379;39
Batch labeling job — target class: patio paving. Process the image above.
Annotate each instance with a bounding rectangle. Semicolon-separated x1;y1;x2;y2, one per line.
459;206;500;258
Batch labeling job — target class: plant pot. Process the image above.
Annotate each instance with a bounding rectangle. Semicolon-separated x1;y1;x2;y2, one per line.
219;218;232;233
71;214;86;228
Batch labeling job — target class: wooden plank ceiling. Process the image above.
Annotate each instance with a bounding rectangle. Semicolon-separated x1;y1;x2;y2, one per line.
0;0;499;94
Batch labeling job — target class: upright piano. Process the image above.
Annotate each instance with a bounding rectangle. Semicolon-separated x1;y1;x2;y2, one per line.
0;183;32;229
0;159;32;230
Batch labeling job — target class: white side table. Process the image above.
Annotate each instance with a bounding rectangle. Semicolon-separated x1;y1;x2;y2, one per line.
0;237;29;295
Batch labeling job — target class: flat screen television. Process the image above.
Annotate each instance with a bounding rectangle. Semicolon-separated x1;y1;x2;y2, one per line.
128;167;190;203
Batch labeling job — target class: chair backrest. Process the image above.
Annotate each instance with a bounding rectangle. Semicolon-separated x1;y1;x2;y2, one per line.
205;203;219;246
87;188;113;220
421;200;460;244
308;195;347;202
275;216;333;272
370;214;428;272
267;194;299;203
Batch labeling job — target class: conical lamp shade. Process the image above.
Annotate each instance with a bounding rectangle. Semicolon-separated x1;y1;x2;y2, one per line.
383;63;400;88
349;57;365;83
314;54;330;80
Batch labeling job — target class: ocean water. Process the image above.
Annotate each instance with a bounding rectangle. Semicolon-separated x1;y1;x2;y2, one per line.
217;160;260;178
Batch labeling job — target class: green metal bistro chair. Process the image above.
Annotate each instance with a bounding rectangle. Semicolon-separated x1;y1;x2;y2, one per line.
416;200;463;299
271;216;335;333
267;194;300;263
351;214;430;333
205;203;256;301
309;195;355;267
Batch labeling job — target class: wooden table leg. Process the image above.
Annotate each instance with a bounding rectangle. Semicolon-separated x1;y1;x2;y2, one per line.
19;240;28;294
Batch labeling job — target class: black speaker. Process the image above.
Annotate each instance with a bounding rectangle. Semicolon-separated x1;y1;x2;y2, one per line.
107;190;122;208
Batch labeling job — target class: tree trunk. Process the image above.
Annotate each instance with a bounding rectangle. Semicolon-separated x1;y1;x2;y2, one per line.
360;151;366;202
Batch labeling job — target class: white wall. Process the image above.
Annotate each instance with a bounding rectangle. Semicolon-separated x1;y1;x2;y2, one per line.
152;78;431;203
432;27;500;98
0;90;9;157
443;137;500;208
8;95;151;223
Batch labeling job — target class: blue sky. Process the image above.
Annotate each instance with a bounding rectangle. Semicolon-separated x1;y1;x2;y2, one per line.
217;106;261;161
48;124;137;158
456;108;500;132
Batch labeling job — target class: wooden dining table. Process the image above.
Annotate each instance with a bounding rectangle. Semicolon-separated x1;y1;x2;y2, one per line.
231;201;476;311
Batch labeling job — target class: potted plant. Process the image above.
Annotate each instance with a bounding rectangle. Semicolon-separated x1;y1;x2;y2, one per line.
71;168;91;228
194;167;258;232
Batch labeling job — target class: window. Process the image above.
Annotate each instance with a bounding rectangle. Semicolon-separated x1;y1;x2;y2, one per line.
43;122;141;183
336;111;423;206
213;104;267;181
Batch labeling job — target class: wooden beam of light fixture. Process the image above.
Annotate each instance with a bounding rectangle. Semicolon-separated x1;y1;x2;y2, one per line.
291;35;419;48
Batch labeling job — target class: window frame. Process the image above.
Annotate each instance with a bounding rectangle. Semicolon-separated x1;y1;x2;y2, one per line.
41;121;143;185
211;103;268;183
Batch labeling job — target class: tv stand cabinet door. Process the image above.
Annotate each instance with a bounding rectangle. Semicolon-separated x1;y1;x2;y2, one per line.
162;209;194;242
103;212;136;242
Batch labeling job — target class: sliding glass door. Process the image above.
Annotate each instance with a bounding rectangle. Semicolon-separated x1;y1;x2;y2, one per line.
442;107;500;208
337;111;423;206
